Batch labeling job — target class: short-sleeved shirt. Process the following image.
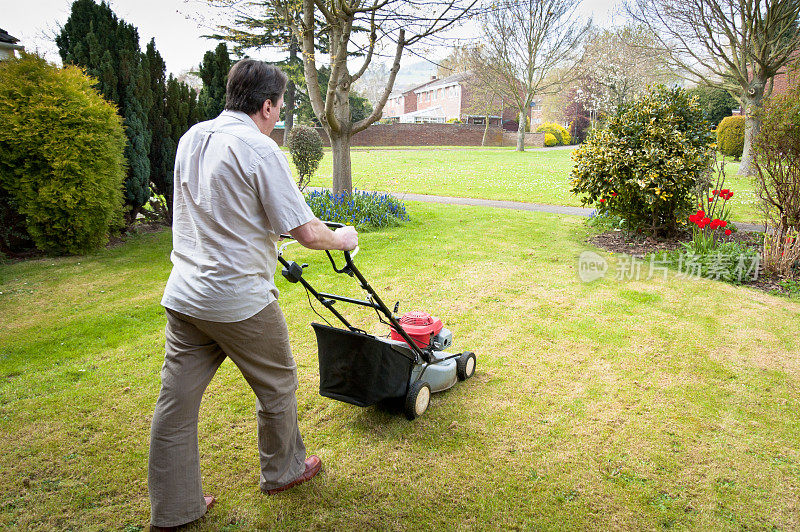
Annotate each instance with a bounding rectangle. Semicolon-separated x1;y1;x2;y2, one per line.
161;110;315;322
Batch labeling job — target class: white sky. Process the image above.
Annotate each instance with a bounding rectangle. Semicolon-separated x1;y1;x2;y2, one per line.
5;0;625;76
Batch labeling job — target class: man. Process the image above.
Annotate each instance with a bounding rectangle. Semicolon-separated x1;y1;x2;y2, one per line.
148;59;357;530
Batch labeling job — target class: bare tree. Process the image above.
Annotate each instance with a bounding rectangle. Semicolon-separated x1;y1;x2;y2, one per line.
437;44;475;77
272;0;479;194
626;0;800;175
436;45;507;145
462;76;504;145
577;25;679;116
477;0;592;151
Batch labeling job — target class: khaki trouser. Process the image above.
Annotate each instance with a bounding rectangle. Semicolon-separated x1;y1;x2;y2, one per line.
148;302;307;527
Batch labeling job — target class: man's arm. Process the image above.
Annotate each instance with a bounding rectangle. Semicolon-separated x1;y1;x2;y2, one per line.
289;218;358;251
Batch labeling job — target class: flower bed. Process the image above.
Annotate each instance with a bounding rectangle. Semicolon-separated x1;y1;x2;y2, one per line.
304;189;409;230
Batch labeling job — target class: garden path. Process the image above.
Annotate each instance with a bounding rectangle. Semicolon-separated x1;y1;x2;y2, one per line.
308;187;765;233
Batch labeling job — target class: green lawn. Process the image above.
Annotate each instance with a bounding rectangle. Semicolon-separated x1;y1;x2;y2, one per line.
2;204;798;530
296;148;762;224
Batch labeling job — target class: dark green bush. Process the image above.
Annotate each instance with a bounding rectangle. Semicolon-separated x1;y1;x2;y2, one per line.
688;86;738;126
716;115;745;159
305;190;408;230
570;85;714;236
0;53;126;255
287;125;324;191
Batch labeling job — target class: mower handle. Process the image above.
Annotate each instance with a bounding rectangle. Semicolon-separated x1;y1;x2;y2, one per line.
321;222;360;266
278;221;359;262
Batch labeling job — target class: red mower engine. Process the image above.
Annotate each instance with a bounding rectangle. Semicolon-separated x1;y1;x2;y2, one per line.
390;311;453;350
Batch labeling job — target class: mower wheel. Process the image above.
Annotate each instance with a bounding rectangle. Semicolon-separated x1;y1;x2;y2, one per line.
457;351;476;381
404;380;431;420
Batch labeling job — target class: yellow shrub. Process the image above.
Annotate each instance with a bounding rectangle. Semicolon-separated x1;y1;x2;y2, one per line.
717;115;745;159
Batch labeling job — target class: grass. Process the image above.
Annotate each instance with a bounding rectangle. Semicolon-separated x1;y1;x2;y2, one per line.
2;203;799;530
293;148;763;224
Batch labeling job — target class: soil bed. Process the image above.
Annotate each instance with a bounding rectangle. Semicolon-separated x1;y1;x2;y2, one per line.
588;229;796;297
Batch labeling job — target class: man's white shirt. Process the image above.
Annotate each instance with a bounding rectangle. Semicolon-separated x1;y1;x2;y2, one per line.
161;110;314;322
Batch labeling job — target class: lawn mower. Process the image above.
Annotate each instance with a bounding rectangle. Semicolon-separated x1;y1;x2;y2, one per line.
277;222;476;420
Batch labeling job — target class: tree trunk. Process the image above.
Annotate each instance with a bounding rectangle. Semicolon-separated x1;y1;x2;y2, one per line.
739;79;766;176
516;110;525;152
482;114;490;146
282;40;298;146
283;80;295;146
329;80;354;195
330;133;352;195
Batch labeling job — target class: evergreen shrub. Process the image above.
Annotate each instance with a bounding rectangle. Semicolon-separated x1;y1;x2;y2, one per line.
288;125;324;191
0;54;126;254
717;115;745;159
688;86;738;126
570;85;714;236
56;0;152;214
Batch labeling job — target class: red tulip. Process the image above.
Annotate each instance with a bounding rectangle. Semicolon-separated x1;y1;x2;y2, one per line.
725;229;732;236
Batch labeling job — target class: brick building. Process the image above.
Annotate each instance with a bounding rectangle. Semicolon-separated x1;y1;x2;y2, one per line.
383;71;539;130
771;49;799;98
383;79;433;120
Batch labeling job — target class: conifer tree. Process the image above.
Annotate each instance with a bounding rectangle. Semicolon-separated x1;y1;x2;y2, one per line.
144;39;170;203
56;0;152;218
207;2;305;144
198;43;233;120
162;75;200;219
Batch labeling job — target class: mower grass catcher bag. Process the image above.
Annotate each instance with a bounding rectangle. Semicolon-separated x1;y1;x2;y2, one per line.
312;323;414;407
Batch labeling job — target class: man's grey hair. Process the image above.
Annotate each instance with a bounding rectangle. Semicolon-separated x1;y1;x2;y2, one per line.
225;59;288;115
